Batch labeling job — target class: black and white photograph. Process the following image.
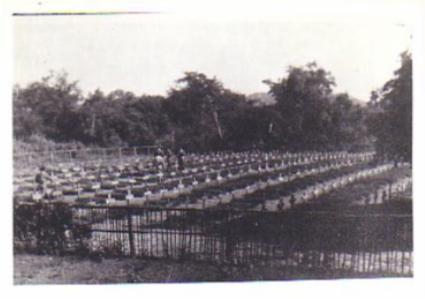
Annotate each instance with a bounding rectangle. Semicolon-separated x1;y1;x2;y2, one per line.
3;0;424;294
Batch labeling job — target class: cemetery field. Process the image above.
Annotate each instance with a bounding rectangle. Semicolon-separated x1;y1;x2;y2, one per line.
12;11;415;285
13;150;413;279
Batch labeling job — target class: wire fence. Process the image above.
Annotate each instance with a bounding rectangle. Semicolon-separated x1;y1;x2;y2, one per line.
14;203;413;276
13;145;158;168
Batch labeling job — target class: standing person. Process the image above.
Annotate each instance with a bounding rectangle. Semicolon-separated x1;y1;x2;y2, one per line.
165;148;173;170
154;146;165;170
177;148;186;171
277;198;285;211
155;146;164;157
34;166;52;200
35;166;46;192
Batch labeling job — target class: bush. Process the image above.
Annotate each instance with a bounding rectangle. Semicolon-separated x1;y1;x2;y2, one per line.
14;202;92;255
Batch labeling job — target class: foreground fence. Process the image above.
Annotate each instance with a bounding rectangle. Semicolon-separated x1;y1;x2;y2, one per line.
14;203;413;277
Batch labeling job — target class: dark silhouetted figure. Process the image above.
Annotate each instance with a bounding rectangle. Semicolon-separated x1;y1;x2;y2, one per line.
177;148;185;171
277;199;285;211
165;148;173;170
35;166;46;192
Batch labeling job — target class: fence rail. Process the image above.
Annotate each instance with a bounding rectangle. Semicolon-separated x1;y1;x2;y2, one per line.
14;203;413;277
13;145;158;167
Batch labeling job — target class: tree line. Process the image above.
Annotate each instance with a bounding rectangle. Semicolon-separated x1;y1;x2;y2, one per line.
13;54;412;161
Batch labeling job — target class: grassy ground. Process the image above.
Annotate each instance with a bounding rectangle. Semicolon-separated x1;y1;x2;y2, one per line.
14;254;226;284
14;254;405;285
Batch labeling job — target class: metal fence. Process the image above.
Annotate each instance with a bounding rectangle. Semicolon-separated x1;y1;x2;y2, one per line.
14;203;413;276
13;145;158;167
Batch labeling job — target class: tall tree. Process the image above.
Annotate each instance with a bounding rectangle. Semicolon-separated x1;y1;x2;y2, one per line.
367;52;412;161
163;72;241;151
264;62;336;150
13;71;82;141
328;93;369;150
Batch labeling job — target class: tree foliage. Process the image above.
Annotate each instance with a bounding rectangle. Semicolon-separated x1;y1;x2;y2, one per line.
366;52;412;161
13;61;398;153
13;71;82;141
263;63;368;151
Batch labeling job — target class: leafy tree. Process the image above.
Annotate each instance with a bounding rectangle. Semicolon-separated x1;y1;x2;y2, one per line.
328;93;369;150
263;62;336;150
79;89;118;146
13;66;375;154
79;90;170;146
13;71;82;141
163;72;244;151
13;85;44;139
120;95;170;146
367;52;412;161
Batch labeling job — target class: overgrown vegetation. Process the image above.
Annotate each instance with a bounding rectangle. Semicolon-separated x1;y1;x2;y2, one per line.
13;53;412;160
14;202;92;255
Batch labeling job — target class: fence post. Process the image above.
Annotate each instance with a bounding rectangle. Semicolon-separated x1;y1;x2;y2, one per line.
225;210;234;263
127;205;135;257
36;203;44;253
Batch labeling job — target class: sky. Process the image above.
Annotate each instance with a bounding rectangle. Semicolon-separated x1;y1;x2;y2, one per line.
13;14;412;101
